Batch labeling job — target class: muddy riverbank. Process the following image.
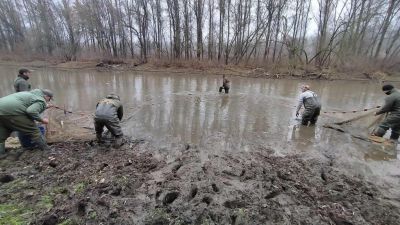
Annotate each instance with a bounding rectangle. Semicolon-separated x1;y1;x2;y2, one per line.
0;59;398;82
0;139;399;225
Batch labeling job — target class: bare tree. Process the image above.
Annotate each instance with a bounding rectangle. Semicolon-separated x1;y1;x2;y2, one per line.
217;0;225;61
374;0;400;58
315;0;335;67
167;0;181;58
194;0;204;59
208;0;215;59
0;0;399;70
183;0;192;59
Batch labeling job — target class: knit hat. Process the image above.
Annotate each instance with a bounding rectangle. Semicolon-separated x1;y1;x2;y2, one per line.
18;68;31;75
382;84;394;92
42;89;54;100
106;93;120;101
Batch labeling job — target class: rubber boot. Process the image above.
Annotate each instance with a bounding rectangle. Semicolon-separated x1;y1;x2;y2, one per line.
35;136;50;151
373;127;386;137
390;131;399;141
96;134;104;143
37;143;50;151
0;142;5;155
113;137;123;148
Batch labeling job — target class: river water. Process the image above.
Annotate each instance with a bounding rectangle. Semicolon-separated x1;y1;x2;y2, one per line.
0;66;389;150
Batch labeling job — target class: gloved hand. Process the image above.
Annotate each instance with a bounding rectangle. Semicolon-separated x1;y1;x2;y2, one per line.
296;112;299;117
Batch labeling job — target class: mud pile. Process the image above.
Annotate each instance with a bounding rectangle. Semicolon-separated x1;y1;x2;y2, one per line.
0;139;399;225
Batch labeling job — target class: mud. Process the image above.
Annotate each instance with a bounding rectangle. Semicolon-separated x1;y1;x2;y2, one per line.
0;138;399;225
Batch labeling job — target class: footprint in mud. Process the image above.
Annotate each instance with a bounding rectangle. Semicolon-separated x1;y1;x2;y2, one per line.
321;170;328;182
189;187;198;200
211;183;219;193
97;198;109;207
329;212;354;225
223;200;246;209
163;191;179;205
171;163;182;173
77;199;87;216
202;196;213;205
99;163;109;171
48;161;58;168
111;186;122;196
0;174;14;183
156;190;162;200
265;190;281;199
41;214;59;225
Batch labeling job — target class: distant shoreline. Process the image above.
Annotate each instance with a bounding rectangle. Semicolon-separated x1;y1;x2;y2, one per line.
0;59;398;82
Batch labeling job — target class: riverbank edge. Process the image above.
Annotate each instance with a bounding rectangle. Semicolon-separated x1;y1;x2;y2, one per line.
0;59;398;82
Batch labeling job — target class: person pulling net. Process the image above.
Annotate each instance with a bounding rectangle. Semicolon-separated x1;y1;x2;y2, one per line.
370;84;400;143
324;84;400;151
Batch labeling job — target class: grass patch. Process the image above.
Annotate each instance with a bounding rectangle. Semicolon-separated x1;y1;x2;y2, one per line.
1;179;29;191
88;211;97;220
144;208;171;225
52;186;69;195
73;182;86;194
38;195;54;211
0;204;32;225
57;218;78;225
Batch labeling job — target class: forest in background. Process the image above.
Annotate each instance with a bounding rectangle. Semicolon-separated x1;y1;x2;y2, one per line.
0;0;400;73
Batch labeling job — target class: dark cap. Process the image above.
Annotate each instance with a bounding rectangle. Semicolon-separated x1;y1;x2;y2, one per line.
18;68;31;75
106;93;120;100
382;84;394;92
42;89;54;99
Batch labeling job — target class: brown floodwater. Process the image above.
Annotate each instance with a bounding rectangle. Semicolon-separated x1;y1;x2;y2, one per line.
0;66;398;157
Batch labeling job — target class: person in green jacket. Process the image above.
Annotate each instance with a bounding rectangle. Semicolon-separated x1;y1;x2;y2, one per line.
14;68;32;92
94;93;124;148
373;84;400;141
0;89;54;155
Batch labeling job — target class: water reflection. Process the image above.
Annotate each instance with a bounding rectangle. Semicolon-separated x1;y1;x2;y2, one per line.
288;124;317;150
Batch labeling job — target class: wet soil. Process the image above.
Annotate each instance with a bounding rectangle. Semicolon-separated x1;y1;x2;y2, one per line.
1;139;399;225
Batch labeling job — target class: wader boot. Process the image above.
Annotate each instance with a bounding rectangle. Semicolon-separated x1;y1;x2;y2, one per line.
96;133;104;144
224;87;230;94
374;114;400;140
113;136;123;148
0;142;7;159
302;107;321;126
34;135;50;151
219;86;229;94
0;142;5;154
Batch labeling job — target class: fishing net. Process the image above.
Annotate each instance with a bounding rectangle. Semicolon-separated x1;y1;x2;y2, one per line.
323;109;384;140
4;108;95;149
323;107;397;158
45;108;95;143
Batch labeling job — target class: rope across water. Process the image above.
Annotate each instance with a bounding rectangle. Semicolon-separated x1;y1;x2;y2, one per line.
322;106;381;114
